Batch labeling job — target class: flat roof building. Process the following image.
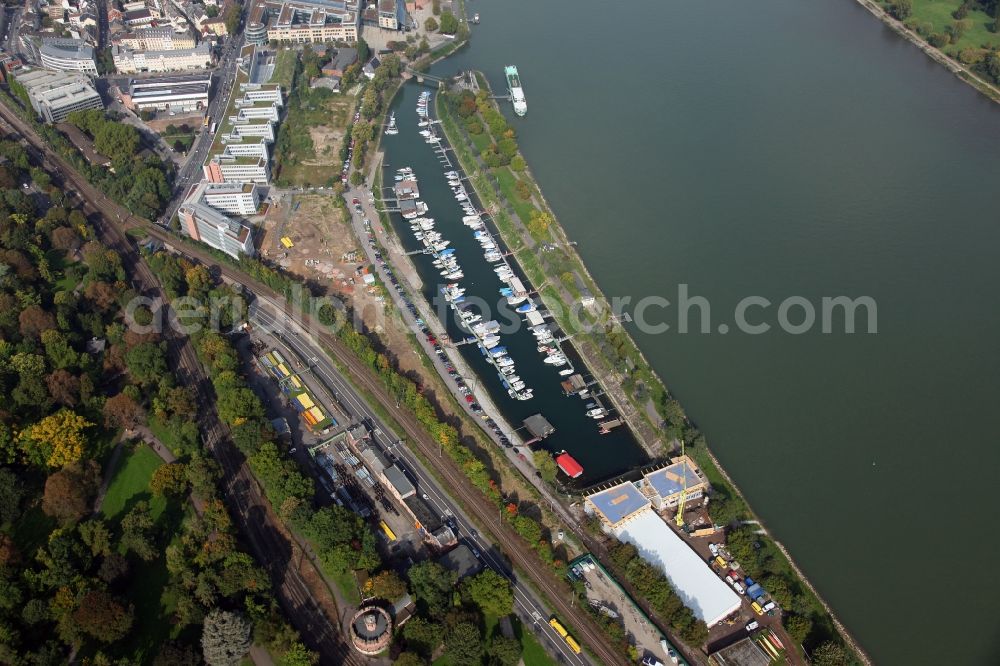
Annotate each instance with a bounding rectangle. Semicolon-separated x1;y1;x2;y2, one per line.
15;68;103;123
437;544;482;580
184;180;262;216
178;200;255;258
585;482;651;529
613;509;741;627
640;456;709;509
120;74;210;112
261;0;360;44
112;43;212;74
708;637;772;666
383;465;415;500
38;38;97;75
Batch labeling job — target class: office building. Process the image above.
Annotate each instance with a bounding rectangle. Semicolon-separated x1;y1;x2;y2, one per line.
112;43;212;73
178;200;255;258
14;68;103;123
116;26;196;51
120;74;210;112
38;39;98;75
185;180;262;216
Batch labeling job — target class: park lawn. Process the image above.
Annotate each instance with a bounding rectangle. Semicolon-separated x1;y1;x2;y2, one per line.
100;444;166;522
495;167;538;228
329;567;362;606
277;91;355;187
469;127;491;153
908;0;1000;52
428;614;557;666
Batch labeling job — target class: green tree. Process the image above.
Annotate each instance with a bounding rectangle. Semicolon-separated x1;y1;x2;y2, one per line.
394;653;426;666
488;635;522;666
408;561;455;618
424;17;438;32
0;467;25;525
42;460;101;523
202;609;253;666
150;462;189;497
72;589;134;642
125;342;168;387
463;569;513;616
811;640;851;666
784;612;813;644
439;10;458;34
120;500;157;561
277;642;317;666
223;3;242;35
445;622;482;665
366;570;407;601
891;0;912;20
401;616;442;657
533;450;557;484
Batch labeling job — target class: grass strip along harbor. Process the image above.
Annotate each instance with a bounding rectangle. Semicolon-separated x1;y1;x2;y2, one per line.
389;72;871;664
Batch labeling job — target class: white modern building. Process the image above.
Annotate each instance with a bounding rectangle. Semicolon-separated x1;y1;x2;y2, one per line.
15;68;103;123
38;39;98;75
186;180;262;216
179;200;256;258
257;0;361;44
203;154;271;184
112;43;212;73
204;79;283;185
120;75;210;112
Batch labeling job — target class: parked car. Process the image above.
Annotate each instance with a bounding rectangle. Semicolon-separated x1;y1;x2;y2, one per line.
641;657;664;666
709;543;720;556
732;581;745;595
762;600;777;612
745;620;759;632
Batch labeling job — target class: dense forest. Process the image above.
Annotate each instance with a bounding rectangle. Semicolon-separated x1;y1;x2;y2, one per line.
0;137;316;665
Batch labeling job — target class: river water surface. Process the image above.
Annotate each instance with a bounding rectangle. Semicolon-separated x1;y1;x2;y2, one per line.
406;0;1000;662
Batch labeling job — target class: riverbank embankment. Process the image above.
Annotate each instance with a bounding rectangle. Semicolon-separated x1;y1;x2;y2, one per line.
854;0;1000;104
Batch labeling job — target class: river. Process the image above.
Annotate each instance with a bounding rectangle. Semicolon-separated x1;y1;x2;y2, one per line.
402;0;1000;662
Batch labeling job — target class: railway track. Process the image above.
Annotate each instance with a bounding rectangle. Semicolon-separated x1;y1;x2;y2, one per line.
0;99;629;666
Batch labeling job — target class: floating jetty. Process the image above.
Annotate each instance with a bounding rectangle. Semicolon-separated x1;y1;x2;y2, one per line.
555;451;584;479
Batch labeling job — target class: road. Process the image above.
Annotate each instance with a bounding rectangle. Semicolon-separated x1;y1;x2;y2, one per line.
162;34;247;224
250;303;595;666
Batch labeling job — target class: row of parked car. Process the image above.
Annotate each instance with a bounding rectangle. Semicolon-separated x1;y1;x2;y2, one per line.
708;542;777;629
360;213;514;451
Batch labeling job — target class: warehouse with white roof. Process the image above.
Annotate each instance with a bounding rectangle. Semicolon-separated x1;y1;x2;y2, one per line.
586;481;741;627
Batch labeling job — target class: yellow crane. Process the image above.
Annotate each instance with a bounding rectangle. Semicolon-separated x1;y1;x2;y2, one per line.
675;439;687;528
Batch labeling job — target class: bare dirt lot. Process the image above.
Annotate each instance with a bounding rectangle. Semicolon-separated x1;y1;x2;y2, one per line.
259;193;425;378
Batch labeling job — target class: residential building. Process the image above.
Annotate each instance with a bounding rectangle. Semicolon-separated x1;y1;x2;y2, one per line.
185;180;262;216
112;43;212;73
14;68;103;123
116;25;196;50
362;56;380;79
38;38;98;75
123;7;155;26
119;74;210;111
178;200;255;258
361;0;402;30
321;46;355;77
